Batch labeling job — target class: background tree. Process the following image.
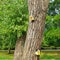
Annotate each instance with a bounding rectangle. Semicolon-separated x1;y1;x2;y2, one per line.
0;0;28;51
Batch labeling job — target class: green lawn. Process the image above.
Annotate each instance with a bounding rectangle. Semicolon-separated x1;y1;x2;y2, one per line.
0;51;13;60
41;50;60;60
0;50;60;60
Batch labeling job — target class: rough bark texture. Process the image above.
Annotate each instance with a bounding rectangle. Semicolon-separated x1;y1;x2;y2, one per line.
22;0;49;60
14;35;26;60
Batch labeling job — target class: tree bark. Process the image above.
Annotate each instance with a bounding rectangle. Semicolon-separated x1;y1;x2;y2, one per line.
22;0;49;60
14;35;26;60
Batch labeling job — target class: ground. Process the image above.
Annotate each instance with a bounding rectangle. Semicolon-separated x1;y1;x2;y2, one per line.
41;50;60;60
0;50;60;60
0;51;13;60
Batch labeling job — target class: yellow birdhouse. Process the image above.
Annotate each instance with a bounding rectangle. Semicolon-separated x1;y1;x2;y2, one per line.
29;16;35;22
35;49;41;56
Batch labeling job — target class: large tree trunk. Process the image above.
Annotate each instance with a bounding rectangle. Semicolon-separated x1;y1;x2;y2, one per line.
14;35;26;60
22;0;49;60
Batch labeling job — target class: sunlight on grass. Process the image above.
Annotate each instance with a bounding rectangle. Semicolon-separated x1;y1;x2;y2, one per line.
40;51;60;60
0;51;13;60
0;51;60;60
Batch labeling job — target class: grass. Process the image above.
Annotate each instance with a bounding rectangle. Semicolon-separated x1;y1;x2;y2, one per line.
41;50;60;60
0;51;13;60
0;50;60;60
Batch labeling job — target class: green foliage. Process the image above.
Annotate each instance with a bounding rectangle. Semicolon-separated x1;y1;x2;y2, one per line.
0;0;28;50
48;0;60;15
42;14;60;47
42;0;60;47
44;28;60;47
0;0;60;50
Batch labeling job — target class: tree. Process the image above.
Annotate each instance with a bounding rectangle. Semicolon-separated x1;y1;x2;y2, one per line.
14;0;49;60
42;0;60;48
22;0;49;60
48;0;60;16
0;0;28;51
